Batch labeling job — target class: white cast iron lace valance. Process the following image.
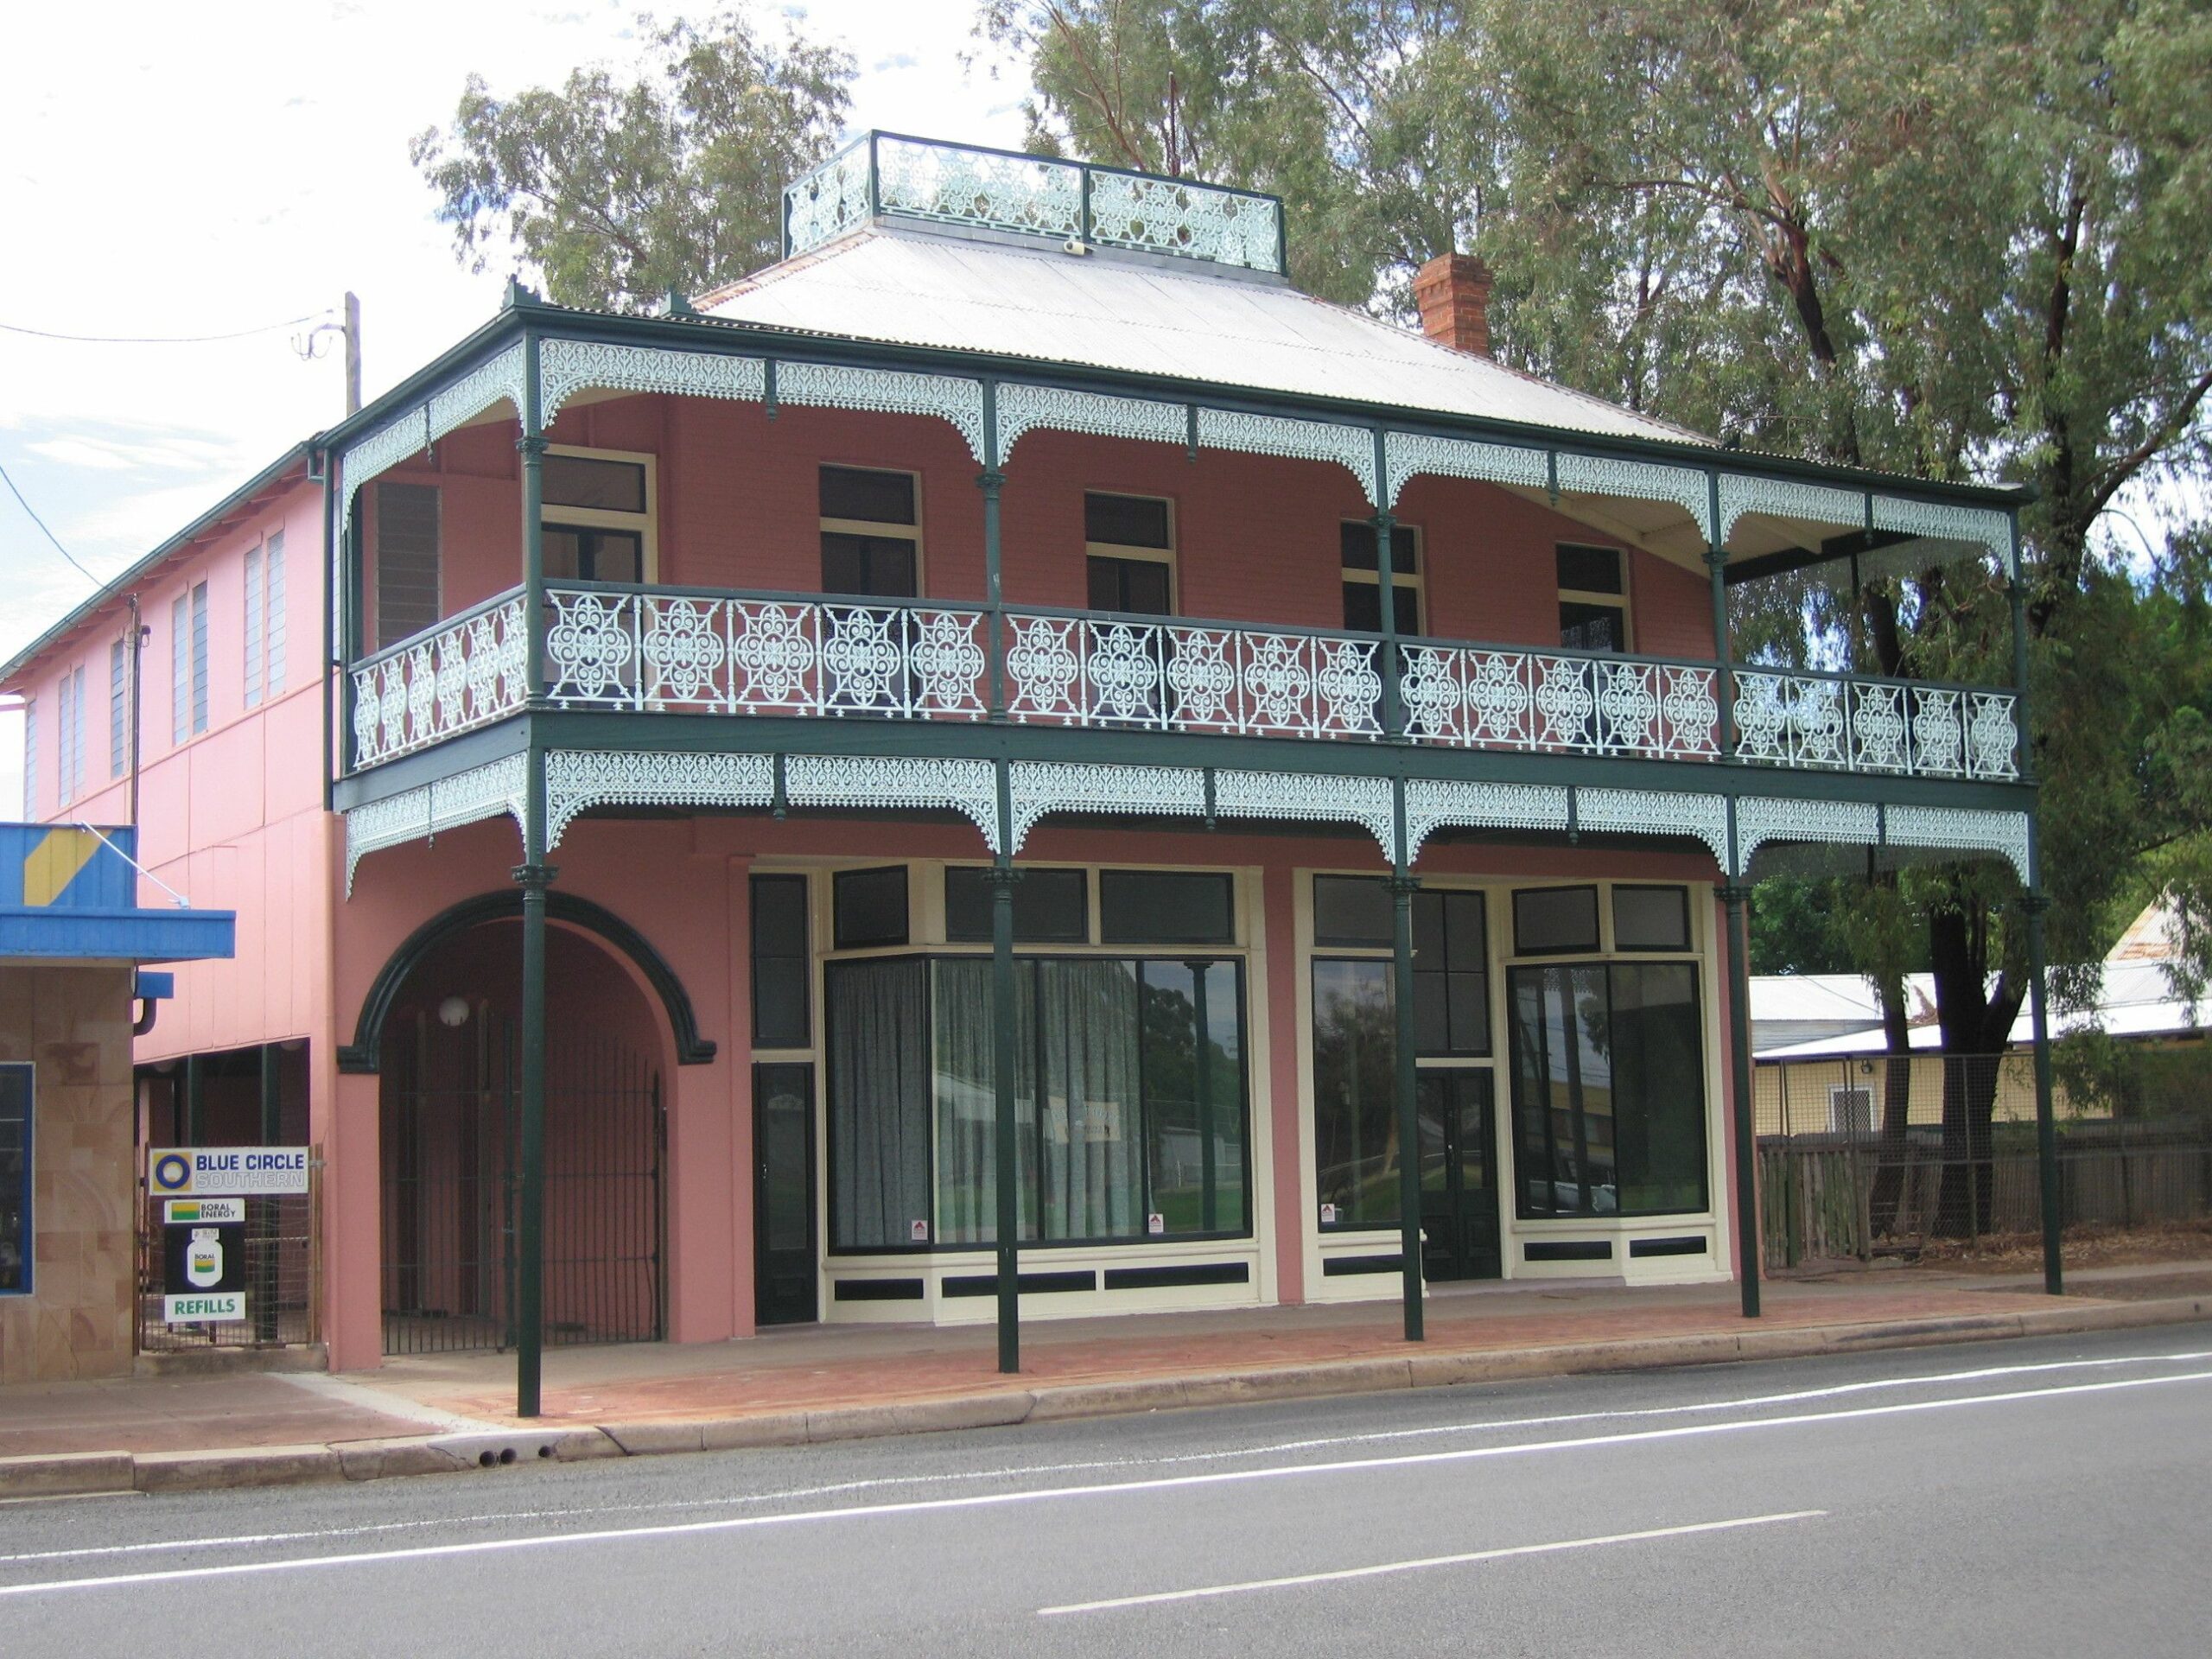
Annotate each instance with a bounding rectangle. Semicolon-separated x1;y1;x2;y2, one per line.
1402;779;1570;862
544;750;773;848
1577;788;1731;870
1733;796;1882;876
1871;497;2015;580
1554;453;1713;542
539;340;767;426
1210;769;1399;863
1884;804;2031;884
344;753;528;895
1197;410;1379;505
783;753;1002;850
1006;761;1208;854
777;361;988;463
339;341;529;524
1715;474;1868;544
1382;432;1549;511
995;385;1187;465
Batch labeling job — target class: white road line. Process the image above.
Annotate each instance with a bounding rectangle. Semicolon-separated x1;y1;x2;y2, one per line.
1038;1510;1828;1616
1;1365;2205;1600
5;1345;2202;1569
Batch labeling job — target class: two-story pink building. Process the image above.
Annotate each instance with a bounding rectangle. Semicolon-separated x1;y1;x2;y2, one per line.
3;135;2056;1409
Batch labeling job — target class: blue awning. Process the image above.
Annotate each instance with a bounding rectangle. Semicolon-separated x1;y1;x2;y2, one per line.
0;824;233;964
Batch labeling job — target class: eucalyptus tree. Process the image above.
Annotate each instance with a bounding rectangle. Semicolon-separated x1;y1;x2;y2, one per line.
989;0;2212;1224
411;9;855;309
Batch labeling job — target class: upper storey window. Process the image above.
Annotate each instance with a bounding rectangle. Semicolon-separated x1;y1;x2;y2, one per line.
1340;521;1422;635
543;448;653;584
820;466;920;599
170;581;208;745
1557;543;1629;652
1084;493;1174;616
375;483;440;652
243;531;287;707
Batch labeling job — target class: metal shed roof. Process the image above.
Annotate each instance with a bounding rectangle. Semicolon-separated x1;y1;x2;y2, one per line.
700;222;1714;451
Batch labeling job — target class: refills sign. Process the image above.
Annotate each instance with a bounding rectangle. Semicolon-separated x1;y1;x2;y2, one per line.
162;1219;246;1324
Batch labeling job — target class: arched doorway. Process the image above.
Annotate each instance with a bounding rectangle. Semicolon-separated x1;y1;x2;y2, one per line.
377;918;667;1355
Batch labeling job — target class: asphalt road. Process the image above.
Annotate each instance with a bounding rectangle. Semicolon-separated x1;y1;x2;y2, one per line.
3;1322;2208;1657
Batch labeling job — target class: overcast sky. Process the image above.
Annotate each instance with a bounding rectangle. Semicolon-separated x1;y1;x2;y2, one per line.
0;0;1029;808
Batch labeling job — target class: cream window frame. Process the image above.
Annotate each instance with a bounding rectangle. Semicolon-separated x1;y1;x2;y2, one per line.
818;464;926;597
1339;518;1426;636
1083;492;1179;615
543;444;659;584
1556;541;1633;653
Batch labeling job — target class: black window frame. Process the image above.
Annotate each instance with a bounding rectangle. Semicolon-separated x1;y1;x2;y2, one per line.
1511;885;1602;957
1312;874;1393;949
1414;887;1491;1058
1098;869;1236;946
0;1062;30;1297
823;951;1253;1254
1611;884;1694;954
944;866;1090;944
831;866;911;950
1506;959;1710;1221
750;873;812;1049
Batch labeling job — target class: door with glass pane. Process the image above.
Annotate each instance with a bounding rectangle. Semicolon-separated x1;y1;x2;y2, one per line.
753;1064;817;1325
1417;1070;1500;1281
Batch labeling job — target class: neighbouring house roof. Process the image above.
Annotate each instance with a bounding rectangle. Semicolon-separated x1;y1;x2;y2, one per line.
698;220;1713;451
1754;960;2206;1060
2108;897;2183;963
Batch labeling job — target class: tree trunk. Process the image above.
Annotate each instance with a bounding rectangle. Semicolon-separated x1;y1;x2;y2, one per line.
1867;976;1915;1235
1926;899;2024;1237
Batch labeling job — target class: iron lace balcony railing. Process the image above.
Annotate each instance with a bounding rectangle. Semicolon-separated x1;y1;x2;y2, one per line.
1733;666;2020;780
350;590;530;768
346;582;2021;785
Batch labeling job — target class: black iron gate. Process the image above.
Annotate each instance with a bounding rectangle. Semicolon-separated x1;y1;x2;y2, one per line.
381;1021;664;1355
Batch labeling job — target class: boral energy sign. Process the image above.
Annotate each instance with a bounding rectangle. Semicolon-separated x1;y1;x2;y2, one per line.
149;1146;309;1197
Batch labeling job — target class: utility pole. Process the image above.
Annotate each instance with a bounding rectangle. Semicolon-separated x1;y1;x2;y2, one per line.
343;291;361;416
295;293;361;416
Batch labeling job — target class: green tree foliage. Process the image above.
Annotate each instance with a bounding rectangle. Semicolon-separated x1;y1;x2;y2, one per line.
989;1;2212;1224
410;10;855;309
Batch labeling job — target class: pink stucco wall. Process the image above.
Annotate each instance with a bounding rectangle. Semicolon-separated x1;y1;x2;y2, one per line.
5;393;1745;1377
359;392;1714;657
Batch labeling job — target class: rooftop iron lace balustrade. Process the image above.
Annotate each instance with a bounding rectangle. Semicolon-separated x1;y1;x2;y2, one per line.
783;132;1287;275
346;582;2021;785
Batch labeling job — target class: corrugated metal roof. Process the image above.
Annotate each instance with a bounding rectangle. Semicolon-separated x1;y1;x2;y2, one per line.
702;224;1713;449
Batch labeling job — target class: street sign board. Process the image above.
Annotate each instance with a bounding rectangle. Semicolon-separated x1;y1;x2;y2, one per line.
163;1197;245;1224
149;1146;308;1197
164;1292;246;1323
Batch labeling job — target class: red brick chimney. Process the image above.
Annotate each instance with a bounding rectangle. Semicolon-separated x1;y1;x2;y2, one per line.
1413;252;1494;356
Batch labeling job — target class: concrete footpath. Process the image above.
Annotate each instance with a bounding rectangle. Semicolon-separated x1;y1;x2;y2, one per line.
5;1262;2209;1498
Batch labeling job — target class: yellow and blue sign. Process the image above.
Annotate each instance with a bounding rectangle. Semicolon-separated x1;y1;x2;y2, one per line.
0;823;233;963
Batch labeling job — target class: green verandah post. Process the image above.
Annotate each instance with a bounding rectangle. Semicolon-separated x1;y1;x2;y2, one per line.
1373;429;1422;1340
1723;798;1760;1319
1712;475;1759;1317
515;321;553;1418
1391;784;1424;1343
981;387;1021;1372
989;766;1021;1375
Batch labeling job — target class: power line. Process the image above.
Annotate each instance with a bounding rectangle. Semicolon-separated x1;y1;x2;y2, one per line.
0;309;328;346
0;461;103;588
